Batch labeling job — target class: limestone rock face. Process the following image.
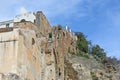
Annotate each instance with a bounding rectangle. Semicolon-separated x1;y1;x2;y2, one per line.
35;11;51;36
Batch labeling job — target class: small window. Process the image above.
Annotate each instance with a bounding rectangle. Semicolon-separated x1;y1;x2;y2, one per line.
6;23;9;28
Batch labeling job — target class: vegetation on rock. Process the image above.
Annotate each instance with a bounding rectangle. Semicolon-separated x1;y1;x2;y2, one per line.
75;32;89;53
75;32;120;66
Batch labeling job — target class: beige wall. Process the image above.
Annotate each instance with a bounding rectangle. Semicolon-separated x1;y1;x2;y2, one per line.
0;29;41;80
0;29;19;74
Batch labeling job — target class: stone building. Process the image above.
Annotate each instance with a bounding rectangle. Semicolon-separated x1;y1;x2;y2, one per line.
14;12;36;23
0;12;36;28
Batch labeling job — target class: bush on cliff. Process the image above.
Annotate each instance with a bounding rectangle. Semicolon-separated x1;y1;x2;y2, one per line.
90;45;106;61
75;32;89;53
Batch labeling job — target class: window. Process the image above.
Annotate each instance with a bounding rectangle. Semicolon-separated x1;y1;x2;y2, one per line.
21;19;26;22
6;23;9;28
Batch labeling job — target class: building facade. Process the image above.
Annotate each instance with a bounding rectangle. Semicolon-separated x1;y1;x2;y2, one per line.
0;12;36;28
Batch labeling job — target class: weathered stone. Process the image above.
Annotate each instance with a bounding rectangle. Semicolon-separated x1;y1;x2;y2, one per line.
35;11;51;36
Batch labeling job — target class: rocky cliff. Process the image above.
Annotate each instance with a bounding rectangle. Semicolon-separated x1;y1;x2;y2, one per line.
0;11;120;80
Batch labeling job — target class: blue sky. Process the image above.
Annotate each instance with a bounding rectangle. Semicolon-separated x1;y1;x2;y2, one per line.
0;0;120;59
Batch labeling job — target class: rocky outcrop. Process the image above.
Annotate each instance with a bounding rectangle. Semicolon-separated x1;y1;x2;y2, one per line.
65;54;120;80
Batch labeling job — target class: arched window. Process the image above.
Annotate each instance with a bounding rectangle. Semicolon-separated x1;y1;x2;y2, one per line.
20;19;26;22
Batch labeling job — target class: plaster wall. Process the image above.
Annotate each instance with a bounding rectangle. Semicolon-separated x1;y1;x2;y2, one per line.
14;12;36;23
0;29;19;74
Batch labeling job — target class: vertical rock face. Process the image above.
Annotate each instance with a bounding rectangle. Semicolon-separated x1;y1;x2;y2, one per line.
48;26;77;80
17;29;41;80
35;11;51;36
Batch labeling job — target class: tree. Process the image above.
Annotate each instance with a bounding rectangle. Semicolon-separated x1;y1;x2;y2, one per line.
91;45;106;61
75;32;89;53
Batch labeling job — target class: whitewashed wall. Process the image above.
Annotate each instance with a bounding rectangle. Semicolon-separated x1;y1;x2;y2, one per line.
0;23;13;28
0;20;14;28
14;12;36;23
